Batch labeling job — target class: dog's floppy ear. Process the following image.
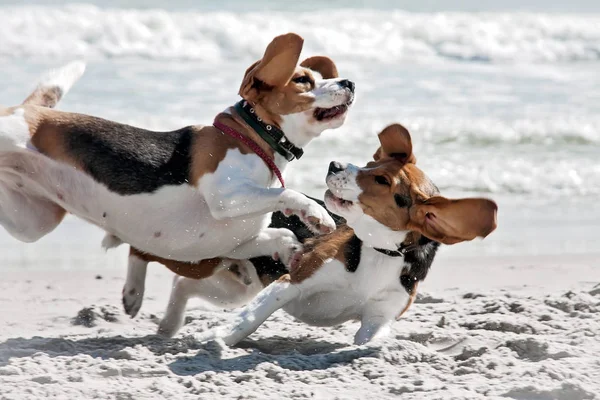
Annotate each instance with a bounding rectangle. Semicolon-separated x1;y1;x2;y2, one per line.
239;33;304;99
373;124;416;164
300;56;338;79
373;147;384;161
408;196;498;245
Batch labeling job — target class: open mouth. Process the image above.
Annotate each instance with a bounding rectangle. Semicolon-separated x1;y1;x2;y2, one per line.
325;189;354;208
314;100;353;121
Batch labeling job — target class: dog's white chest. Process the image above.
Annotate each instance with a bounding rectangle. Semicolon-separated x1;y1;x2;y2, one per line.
285;253;411;326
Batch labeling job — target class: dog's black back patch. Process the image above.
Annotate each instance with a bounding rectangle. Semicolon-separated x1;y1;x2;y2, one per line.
64;119;195;195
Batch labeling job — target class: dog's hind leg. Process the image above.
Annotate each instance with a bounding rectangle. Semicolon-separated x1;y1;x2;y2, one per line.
157;260;262;338
156;275;201;337
0;168;66;242
122;250;149;318
0;62;84;241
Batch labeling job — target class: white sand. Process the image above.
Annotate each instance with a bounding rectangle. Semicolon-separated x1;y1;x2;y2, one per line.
1;252;599;400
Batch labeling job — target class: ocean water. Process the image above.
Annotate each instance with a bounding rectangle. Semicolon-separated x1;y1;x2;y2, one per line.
0;1;599;269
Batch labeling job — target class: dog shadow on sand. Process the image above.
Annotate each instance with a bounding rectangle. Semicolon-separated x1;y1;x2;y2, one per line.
0;334;207;365
169;336;379;375
0;333;379;374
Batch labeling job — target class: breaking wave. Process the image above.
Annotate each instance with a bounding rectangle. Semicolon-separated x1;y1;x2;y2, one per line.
2;5;600;63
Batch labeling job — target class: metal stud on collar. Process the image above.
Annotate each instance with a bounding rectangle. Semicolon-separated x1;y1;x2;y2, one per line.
244;107;273;131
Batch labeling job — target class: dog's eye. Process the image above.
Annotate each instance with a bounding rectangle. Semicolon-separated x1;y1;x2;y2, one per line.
292;76;312;84
375;176;390;186
394;194;412;208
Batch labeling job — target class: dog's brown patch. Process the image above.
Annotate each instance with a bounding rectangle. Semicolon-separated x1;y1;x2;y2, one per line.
188;114;265;184
290;225;355;283
23;107;88;169
356;161;438;231
239;64;319;128
300;56;339;79
129;247;222;280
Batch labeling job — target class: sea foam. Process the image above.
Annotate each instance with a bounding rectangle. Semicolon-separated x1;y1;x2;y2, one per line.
1;5;600;63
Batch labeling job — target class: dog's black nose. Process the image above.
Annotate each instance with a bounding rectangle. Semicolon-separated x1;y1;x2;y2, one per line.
339;79;355;92
328;161;345;175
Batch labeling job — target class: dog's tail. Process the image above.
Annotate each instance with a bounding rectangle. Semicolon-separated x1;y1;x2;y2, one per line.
22;61;86;108
0;61;85;152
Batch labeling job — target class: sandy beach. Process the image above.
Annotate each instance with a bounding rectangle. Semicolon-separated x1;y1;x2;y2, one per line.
1;249;599;399
1;0;600;398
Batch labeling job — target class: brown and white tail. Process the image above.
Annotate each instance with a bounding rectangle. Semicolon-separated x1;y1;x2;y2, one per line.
22;61;86;108
0;61;86;152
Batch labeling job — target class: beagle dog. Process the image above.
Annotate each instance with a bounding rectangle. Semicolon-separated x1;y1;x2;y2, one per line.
0;34;354;276
151;198;346;337
180;123;497;345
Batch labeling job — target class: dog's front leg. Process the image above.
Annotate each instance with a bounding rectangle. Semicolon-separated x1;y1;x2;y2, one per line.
225;227;301;266
205;183;336;235
354;304;394;345
354;317;391;345
217;275;300;346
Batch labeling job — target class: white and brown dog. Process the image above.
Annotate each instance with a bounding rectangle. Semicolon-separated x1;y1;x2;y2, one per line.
0;33;354;279
177;123;496;345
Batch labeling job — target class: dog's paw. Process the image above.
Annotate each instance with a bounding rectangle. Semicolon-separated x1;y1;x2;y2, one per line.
272;229;302;268
122;283;144;318
156;322;180;338
156;312;186;338
193;328;221;343
219;325;247;347
291;200;336;234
